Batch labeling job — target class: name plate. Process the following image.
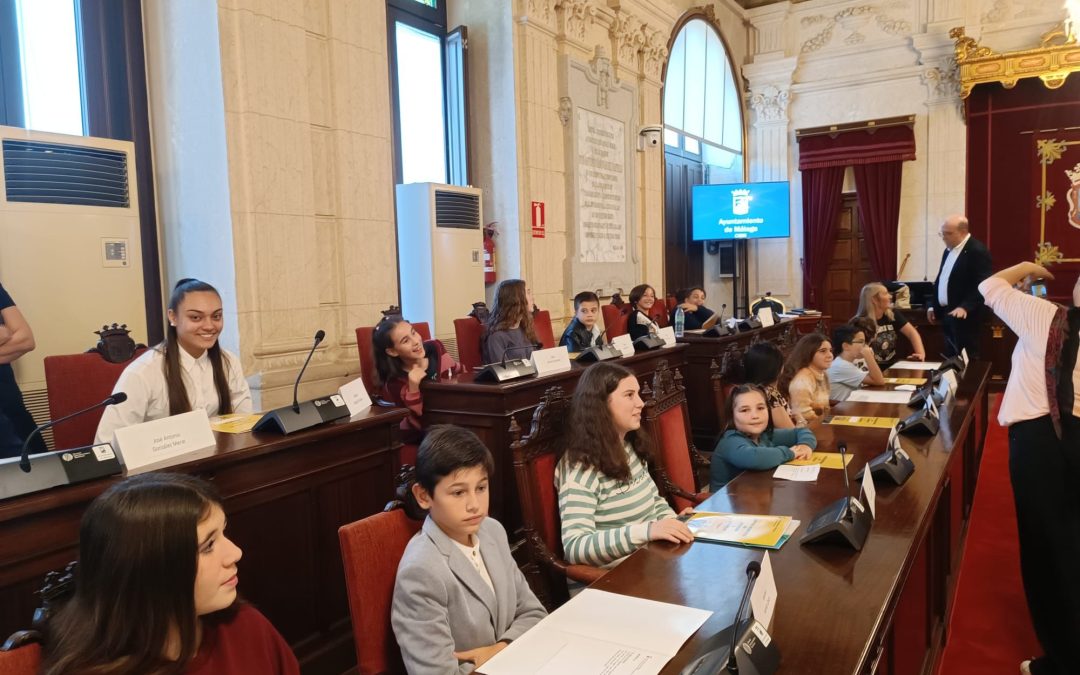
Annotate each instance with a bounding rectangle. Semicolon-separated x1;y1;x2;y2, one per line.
532;346;572;376
750;551;777;629
114;409;217;474
657;325;677;347
861;458;877;518
339;377;372;417
611;334;634;357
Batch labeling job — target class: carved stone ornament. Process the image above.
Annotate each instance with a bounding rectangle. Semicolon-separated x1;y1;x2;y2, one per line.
556;0;595;42
642;28;670;81
800;4;912;54
584;46;620;108
920;59;961;102
559;96;573;126
519;0;556;30
748;84;790;124
609;10;644;65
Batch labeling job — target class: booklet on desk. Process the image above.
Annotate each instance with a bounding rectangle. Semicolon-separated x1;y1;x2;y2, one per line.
682;512;798;550
478;589;711;675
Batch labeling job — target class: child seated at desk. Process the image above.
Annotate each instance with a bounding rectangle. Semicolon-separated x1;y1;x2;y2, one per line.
781;333;833;423
392;425;547;674
372;317;460;445
481;279;539;364
743;342;805;428
670;286;716;330
559;291;603;352
827;323;885;402
711;384;816;490
556;362;693;576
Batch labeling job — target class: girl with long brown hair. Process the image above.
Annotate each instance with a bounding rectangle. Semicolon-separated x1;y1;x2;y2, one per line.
555;362;692;573
95;279;252;445
42;473;298;675
481;279;539;364
627;283;660;341
780;333;833;423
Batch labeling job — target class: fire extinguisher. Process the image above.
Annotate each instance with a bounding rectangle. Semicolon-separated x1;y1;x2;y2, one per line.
483;223;497;284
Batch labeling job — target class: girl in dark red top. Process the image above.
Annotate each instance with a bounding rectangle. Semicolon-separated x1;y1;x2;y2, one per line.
373;317;461;445
42;473;298;675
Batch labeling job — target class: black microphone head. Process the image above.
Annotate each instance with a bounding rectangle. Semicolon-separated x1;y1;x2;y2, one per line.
109;392;128;404
314;329;326;343
746;560;761;576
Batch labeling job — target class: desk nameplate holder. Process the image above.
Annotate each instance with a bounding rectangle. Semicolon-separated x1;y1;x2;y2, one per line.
680;618;780;675
0;445;122;501
856;428;915;486
576;344;624;362
252;395;351;435
801;443;872;551
633;334;666;351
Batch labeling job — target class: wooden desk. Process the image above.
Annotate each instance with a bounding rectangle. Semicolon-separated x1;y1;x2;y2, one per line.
0;406;407;675
594;363;989;675
905;308;1014;388
422;345;689;531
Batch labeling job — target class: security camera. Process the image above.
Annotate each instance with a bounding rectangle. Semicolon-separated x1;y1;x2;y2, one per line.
638;125;663;151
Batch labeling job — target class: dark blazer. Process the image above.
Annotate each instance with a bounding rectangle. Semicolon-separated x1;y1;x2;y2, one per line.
931;236;992;314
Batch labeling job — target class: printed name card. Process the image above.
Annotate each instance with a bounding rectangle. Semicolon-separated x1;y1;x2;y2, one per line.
758;306;775;327
339;377;372;417
657;325;677;347
611;334;635;358
750;551;777;629
532;346;572;376
861;459;877;518
114;409;216;474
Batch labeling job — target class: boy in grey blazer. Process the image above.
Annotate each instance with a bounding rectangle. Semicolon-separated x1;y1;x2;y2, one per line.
392;426;547;674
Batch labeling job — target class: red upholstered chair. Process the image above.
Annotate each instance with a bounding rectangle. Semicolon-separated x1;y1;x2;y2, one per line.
0;640;41;675
601;304;629;339
533;310;555;349
711;347;744;439
511;386;605;607
355;322;431;394
338;473;425;675
43;348;147;449
647;302;669;328
640;361;710;513
454;317;485;370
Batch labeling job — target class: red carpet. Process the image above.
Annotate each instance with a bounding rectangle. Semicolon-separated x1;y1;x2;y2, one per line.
936;396;1040;674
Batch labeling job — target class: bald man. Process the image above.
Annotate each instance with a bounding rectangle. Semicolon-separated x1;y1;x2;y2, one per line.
927;215;992;358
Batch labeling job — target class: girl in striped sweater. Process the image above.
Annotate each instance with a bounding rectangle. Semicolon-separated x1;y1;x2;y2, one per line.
556;362;693;572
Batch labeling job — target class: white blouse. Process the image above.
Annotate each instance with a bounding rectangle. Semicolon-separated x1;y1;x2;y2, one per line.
94;345;253;445
980;276;1080;426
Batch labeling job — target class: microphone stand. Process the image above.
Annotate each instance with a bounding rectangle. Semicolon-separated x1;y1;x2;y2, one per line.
253;330;351;434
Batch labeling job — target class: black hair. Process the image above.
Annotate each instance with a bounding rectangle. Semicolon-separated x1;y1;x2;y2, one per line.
573;291;600;311
163;279;232;416
674;287;706;304
831;323;862;352
415;425;495;494
743;342;784;386
372;316;413;386
628;284;655;310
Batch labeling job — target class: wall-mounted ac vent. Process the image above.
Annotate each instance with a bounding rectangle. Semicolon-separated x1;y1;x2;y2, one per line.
434;189;480;229
3;139;130;207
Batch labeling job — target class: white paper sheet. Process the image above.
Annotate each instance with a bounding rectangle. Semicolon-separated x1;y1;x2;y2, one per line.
479;589;711;675
846;390;913;404
773;464;821;481
750;552;777;629
890;360;943;370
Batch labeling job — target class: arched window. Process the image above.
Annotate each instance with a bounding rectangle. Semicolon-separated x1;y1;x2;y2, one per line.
663;18;743;184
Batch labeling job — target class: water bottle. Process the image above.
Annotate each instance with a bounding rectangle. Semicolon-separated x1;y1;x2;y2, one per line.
674;307;685;338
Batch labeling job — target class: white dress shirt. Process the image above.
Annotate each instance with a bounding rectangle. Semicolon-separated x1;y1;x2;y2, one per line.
937;233;971;307
94;345;253;445
452;533;495;594
979;277;1080;426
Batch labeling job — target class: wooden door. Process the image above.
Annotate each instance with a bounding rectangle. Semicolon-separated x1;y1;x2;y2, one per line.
822;194;873;322
664;152;704;295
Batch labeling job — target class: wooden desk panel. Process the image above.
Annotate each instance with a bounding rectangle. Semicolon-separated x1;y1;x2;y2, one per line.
595;363;989;675
0;406;407;675
422;345;689;531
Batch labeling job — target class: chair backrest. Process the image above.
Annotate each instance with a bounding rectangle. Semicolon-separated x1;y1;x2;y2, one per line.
454;317;485;370
339;504;424;675
601;304;629;339
641;361;704;512
533;310;555;349
0;641;41;675
711;350;743;434
511;386;573;603
355;322;432;394
43;348;147;449
648;302;669;328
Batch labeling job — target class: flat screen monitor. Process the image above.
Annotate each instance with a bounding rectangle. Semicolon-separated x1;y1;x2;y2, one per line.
692;181;791;241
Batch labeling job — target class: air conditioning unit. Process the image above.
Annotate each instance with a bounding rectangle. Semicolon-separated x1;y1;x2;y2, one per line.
395;183;483;342
0;126;147;408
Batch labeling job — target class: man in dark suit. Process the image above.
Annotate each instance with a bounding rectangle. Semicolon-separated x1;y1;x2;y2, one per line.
928;214;992;358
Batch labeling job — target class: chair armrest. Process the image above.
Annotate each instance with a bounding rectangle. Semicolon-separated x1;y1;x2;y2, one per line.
2;630;41;651
565;565;607;584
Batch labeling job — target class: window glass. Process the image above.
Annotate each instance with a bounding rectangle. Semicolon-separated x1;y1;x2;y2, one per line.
394;21;447;184
16;0;83;135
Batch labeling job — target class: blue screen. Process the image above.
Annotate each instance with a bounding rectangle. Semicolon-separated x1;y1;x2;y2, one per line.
692;181;791;241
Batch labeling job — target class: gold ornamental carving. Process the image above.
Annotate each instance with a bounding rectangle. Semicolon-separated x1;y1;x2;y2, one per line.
949;23;1080;99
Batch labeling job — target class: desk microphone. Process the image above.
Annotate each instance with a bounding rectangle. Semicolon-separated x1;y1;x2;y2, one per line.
20;393;127;473
800;441;872;550
499;344;534;368
292;330;325;413
726;560;762;672
476;345;539;382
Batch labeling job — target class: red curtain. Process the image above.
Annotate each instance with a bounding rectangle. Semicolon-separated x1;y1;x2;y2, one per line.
800;165;845;308
853;161;903;280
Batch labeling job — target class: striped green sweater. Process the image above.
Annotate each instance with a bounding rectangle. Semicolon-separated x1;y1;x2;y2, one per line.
556;443;676;567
